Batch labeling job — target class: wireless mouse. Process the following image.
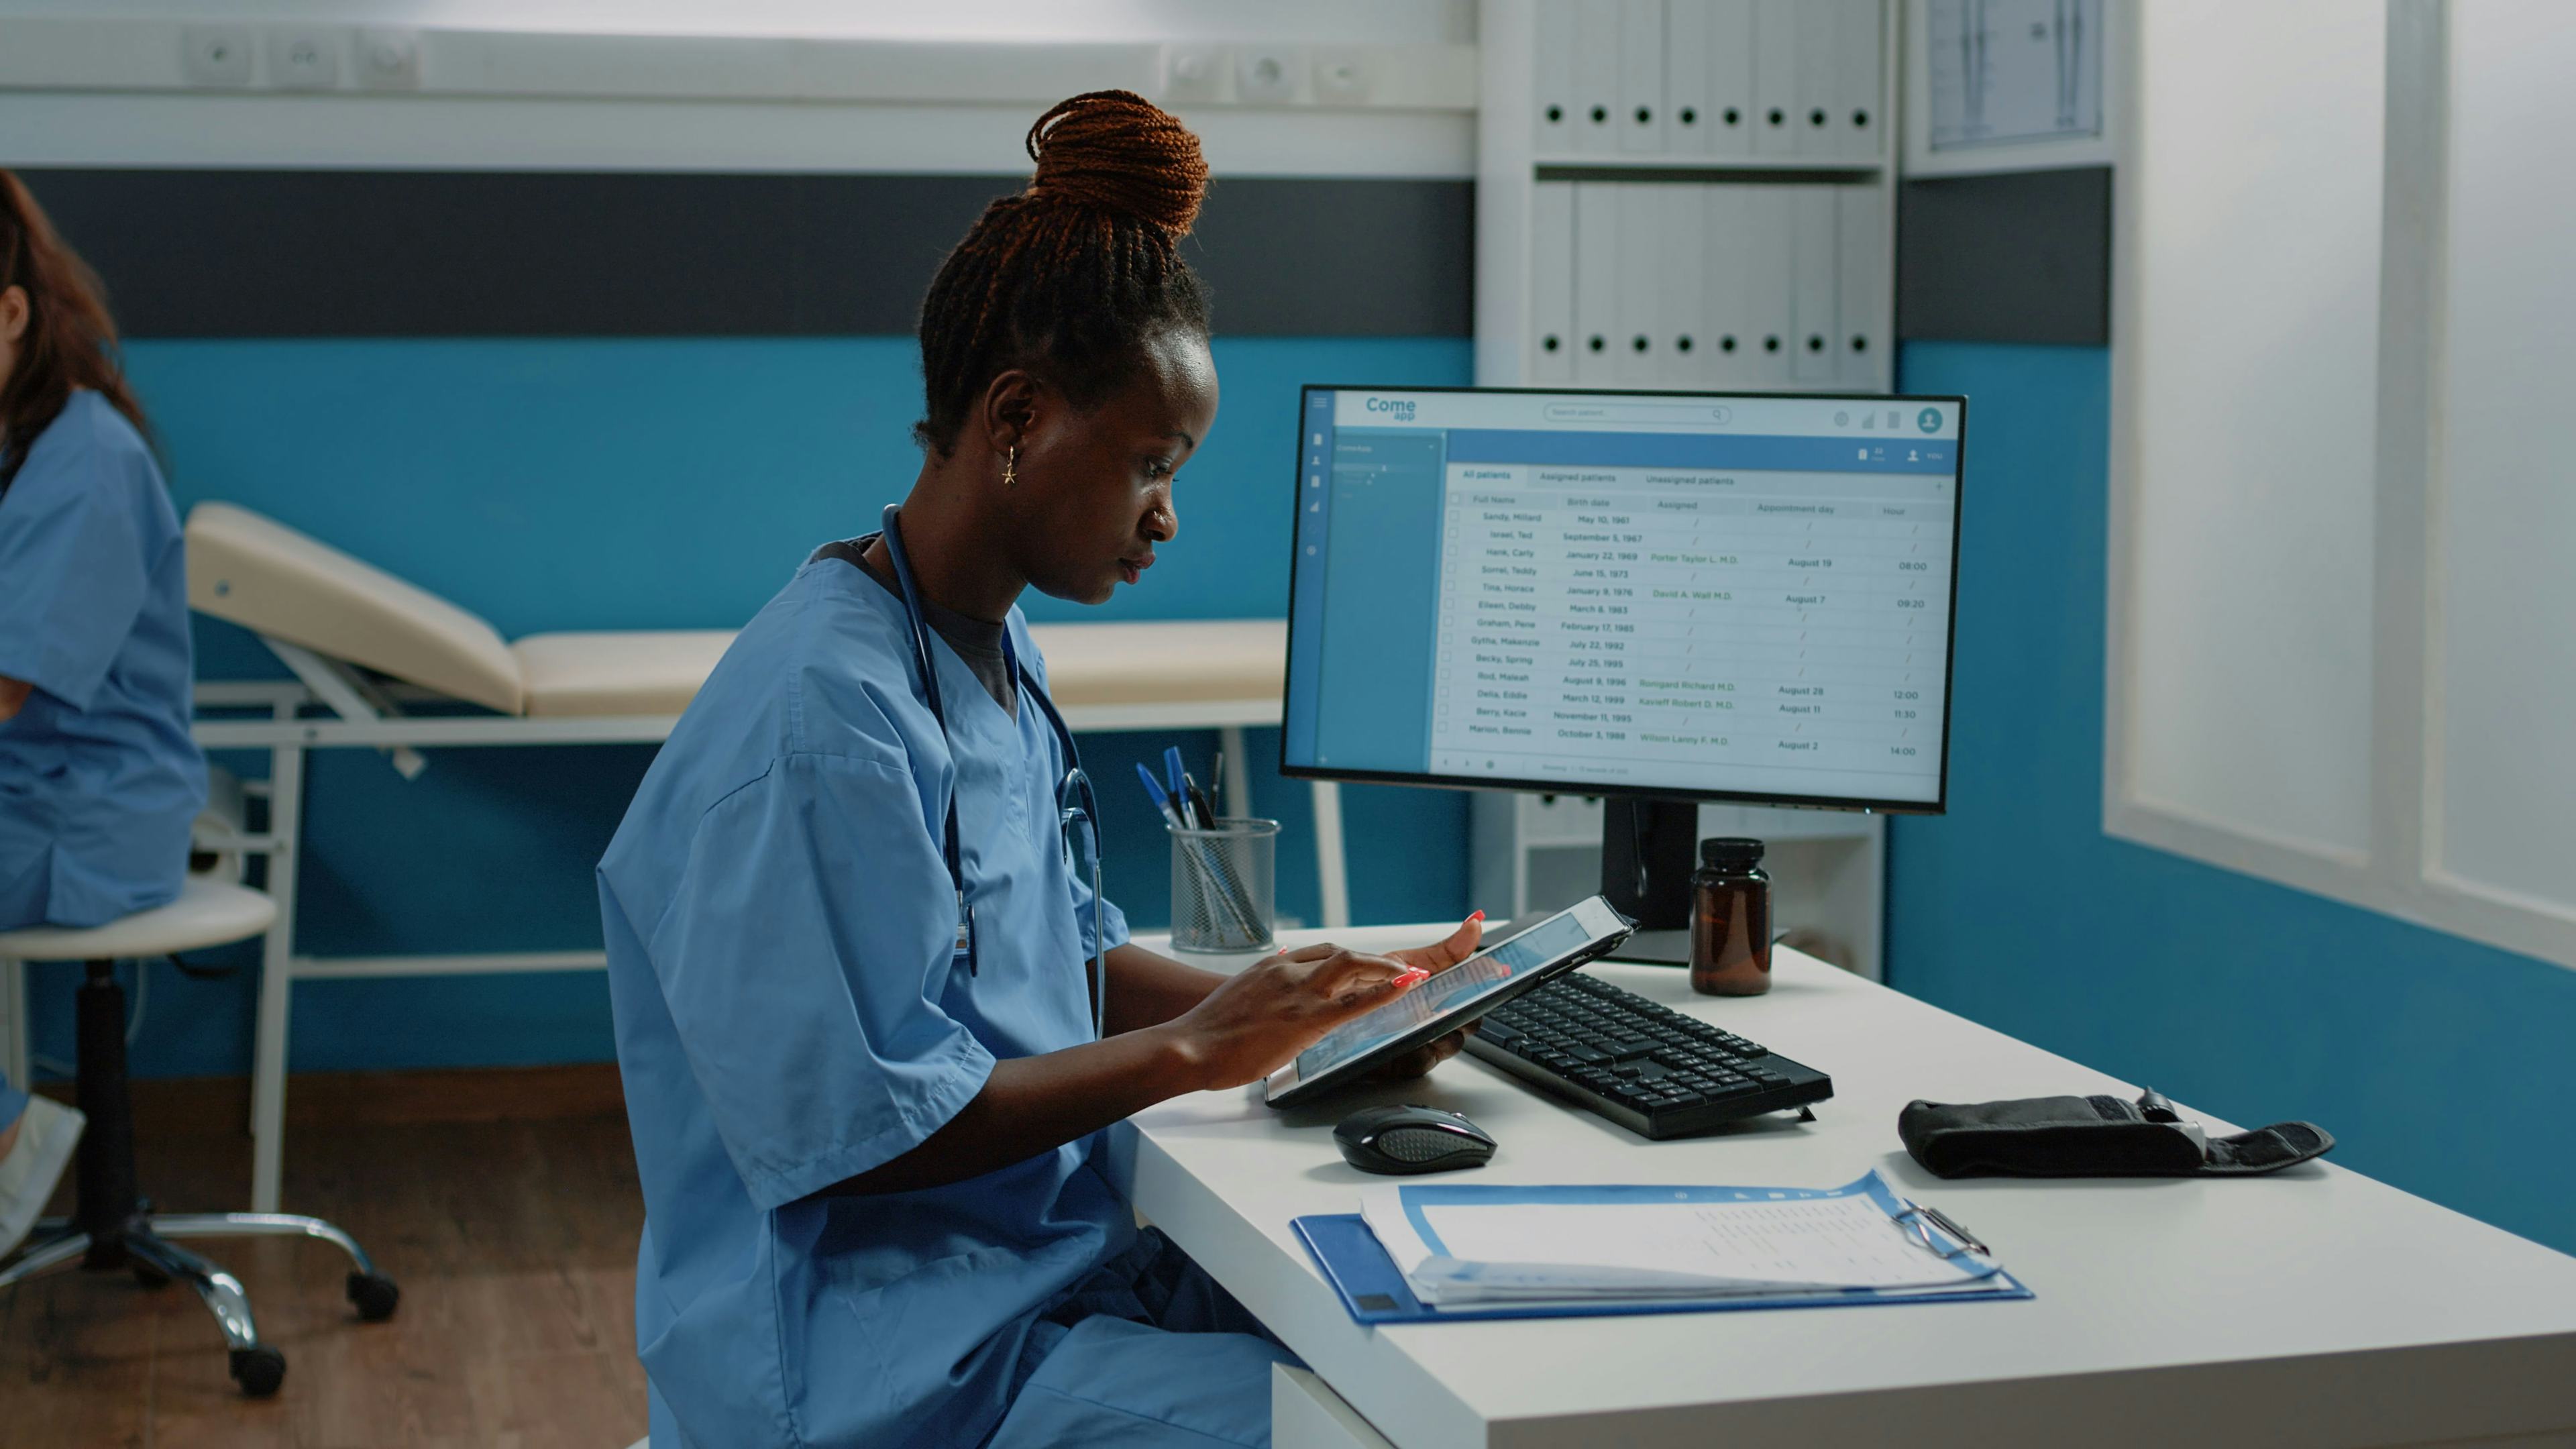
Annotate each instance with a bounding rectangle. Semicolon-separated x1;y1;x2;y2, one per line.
1333;1104;1496;1175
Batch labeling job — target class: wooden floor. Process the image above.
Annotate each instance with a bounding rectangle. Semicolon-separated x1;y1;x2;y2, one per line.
1;1066;648;1449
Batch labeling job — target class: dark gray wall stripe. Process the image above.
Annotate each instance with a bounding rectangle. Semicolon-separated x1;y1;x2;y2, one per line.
1896;166;2110;346
17;170;1472;339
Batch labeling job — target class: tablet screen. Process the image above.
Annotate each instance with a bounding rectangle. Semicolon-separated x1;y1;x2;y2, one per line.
1294;912;1600;1079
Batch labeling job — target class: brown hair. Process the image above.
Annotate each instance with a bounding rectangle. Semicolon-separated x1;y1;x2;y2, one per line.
0;170;149;492
912;91;1213;455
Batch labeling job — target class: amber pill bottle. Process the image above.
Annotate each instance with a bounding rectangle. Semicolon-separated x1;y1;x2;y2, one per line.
1688;837;1771;996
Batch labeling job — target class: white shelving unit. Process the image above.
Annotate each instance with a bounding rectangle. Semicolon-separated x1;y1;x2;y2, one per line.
1467;0;1898;980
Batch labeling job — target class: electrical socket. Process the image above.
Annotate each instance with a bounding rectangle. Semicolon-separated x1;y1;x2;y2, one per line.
265;25;342;91
1312;48;1371;105
354;28;420;90
179;25;256;88
1234;46;1301;105
1162;45;1224;104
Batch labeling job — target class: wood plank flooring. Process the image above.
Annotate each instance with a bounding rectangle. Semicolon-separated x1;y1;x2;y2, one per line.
1;1067;648;1449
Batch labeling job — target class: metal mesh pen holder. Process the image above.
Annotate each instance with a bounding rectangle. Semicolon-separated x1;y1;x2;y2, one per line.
1168;816;1278;954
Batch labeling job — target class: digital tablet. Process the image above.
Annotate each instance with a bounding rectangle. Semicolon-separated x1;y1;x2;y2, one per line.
1263;896;1635;1108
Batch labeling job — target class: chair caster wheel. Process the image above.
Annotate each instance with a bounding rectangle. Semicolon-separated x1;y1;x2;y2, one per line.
131;1259;172;1289
230;1344;287;1397
347;1271;401;1322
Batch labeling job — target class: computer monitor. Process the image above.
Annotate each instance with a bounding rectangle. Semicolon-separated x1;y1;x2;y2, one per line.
1281;386;1965;947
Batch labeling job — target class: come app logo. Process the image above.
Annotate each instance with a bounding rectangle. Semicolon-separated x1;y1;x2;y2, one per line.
1363;396;1419;422
1915;407;1941;434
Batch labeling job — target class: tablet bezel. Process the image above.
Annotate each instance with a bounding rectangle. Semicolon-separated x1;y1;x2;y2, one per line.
1262;896;1636;1109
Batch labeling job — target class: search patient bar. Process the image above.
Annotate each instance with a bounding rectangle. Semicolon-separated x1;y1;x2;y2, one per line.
1541;402;1734;425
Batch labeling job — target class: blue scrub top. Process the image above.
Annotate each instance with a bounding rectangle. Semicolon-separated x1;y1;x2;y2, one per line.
0;390;205;931
598;549;1132;1449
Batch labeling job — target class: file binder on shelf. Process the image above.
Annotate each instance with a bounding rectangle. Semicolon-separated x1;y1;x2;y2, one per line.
1739;184;1796;384
1660;184;1709;385
1792;185;1841;380
1705;0;1758;157
1700;182;1752;389
1572;181;1621;384
1837;180;1887;383
1618;0;1666;154
1839;0;1886;160
1535;0;1578;153
1615;182;1664;384
1531;181;1577;384
1573;0;1623;156
1796;0;1842;158
1664;0;1713;157
1752;0;1801;156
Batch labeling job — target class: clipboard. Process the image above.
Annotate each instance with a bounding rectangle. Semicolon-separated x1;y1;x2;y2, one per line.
1292;1208;2034;1326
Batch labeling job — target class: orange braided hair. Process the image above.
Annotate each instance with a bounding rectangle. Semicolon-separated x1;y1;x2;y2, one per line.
913;91;1213;454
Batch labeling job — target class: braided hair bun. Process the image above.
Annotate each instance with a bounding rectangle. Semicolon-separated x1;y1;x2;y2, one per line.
1025;90;1208;238
913;91;1214;455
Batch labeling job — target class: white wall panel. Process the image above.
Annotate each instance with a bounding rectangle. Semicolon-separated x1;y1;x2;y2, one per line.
2118;0;2385;856
2430;2;2576;916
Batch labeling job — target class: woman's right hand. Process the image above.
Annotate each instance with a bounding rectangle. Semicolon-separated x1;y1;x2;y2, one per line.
1166;943;1421;1091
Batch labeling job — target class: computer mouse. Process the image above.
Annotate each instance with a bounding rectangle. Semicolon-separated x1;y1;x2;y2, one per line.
1334;1104;1496;1175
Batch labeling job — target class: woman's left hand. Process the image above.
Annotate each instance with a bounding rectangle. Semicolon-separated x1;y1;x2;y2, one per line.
1364;912;1485;1082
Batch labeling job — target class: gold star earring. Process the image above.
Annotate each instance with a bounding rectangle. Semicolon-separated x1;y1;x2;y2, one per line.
1003;447;1018;488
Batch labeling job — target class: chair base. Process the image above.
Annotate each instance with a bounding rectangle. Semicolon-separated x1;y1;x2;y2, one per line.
0;960;398;1398
0;1206;398;1397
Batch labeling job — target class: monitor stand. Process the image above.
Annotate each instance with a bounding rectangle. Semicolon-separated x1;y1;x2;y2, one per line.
1599;797;1697;965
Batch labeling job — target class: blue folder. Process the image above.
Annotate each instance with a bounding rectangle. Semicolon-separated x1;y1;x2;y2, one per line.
1292;1212;2034;1326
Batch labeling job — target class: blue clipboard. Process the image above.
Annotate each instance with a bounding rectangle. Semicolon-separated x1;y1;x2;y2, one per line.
1292;1213;2034;1325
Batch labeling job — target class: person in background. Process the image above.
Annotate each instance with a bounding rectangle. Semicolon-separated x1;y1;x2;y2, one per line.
598;93;1478;1448
0;170;207;1259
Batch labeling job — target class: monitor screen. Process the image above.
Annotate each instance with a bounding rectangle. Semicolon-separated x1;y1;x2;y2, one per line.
1282;386;1964;811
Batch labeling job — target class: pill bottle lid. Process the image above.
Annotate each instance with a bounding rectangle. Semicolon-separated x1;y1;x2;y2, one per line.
1700;837;1765;868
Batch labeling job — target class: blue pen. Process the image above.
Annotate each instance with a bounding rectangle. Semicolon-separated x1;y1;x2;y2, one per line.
1162;745;1188;807
1135;761;1184;826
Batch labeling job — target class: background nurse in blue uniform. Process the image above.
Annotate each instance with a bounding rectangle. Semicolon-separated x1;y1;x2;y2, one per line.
597;93;1480;1448
0;172;207;1260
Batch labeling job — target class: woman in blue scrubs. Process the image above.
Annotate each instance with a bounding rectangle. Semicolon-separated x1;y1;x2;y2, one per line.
0;172;207;1254
598;95;1478;1448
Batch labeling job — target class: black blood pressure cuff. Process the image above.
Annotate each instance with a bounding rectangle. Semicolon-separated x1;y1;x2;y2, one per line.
1898;1089;2334;1179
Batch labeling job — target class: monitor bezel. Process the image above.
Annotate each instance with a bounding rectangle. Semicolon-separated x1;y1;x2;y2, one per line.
1277;383;1968;816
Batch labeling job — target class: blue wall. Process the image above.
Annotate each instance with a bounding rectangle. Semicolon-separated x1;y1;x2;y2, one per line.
27;335;1477;1080
1886;340;2576;1256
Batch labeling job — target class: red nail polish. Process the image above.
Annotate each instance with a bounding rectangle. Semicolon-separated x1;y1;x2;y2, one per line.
1468;909;1485;922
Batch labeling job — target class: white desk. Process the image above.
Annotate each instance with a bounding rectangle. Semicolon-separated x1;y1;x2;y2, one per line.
1119;924;2576;1448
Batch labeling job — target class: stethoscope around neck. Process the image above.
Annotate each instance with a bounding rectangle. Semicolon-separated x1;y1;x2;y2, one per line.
878;503;1107;1034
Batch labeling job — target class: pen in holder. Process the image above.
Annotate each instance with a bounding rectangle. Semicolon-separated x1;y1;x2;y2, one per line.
1169;817;1277;955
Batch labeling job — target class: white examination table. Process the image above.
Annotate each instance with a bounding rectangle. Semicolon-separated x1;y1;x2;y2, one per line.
172;502;1347;1212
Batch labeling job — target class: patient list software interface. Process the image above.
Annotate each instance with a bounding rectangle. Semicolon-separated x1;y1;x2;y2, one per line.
1284;388;1960;806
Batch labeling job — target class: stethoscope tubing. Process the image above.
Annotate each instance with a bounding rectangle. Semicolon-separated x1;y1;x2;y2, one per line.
879;504;1108;1034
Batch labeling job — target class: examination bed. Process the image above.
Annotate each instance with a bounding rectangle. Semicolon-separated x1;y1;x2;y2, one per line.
169;502;1346;1211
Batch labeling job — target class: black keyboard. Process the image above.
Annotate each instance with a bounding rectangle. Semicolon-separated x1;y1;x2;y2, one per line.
1464;971;1833;1139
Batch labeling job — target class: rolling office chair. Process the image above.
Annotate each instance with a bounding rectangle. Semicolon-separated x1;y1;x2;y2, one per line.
0;875;399;1397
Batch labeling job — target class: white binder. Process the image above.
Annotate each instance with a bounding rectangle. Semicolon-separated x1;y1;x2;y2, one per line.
1794;0;1842;158
1837;181;1886;386
1574;0;1623;155
1573;180;1621;383
1616;182;1664;384
1618;0;1668;154
1751;0;1800;157
1660;183;1709;386
1532;180;1578;384
1706;0;1758;157
1840;0;1886;161
1701;182;1752;388
1536;0;1579;154
1739;184;1795;385
1791;185;1839;380
1664;0;1712;156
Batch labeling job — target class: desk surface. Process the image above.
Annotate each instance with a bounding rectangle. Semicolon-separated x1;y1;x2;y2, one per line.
1119;925;2576;1448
